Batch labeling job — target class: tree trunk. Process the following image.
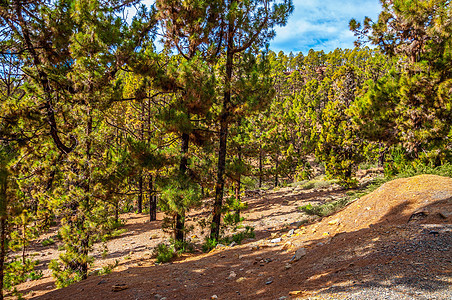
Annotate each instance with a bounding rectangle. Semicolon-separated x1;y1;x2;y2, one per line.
137;174;143;213
259;145;263;188
175;132;189;242
0;168;7;300
80;113;92;280
274;155;279;188
211;21;234;241
149;175;157;222
0;218;6;300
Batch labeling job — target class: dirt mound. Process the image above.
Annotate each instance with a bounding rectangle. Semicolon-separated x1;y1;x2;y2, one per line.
301;175;452;243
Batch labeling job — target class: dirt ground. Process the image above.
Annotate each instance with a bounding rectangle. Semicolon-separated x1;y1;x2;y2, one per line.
10;174;452;299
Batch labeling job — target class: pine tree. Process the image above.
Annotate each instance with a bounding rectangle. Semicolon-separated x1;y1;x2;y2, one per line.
350;0;452;165
210;0;294;241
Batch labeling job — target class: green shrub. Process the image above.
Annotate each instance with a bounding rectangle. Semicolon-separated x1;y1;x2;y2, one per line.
49;259;84;288
172;239;194;254
154;243;175;263
202;237;218;253
3;259;42;290
41;237;55;247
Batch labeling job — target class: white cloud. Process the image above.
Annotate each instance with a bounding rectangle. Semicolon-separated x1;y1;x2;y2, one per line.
270;0;382;54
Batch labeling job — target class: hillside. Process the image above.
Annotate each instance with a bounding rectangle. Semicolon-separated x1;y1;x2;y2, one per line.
10;174;451;300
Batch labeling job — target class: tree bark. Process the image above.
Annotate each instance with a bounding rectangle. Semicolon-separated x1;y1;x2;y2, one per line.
0;218;6;300
259;145;263;188
137;174;143;213
274;155;279;188
211;20;234;241
0;168;7;300
175;132;189;242
149;175;157;222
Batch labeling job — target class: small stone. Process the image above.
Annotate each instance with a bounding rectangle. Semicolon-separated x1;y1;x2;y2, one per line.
293;247;307;261
328;219;339;225
285;263;292;270
211;295;218;299
289;291;303;296
282;242;293;250
439;211;451;219
228;271;237;279
265;277;273;285
271;238;282;243
112;284;128;292
238;255;245;259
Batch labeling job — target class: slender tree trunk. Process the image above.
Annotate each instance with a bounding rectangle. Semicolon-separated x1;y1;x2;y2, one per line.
0;168;7;300
175;133;189;242
0;218;6;300
149;175;157;222
274;155;279;188
115;201;119;224
211;21;234;241
137;174;143;213
235;119;242;203
259;145;263;188
22;223;26;265
80;113;92;280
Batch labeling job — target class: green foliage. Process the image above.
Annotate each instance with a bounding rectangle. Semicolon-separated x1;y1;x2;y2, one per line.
49;259;85;289
41;238;56;247
202;238;218;253
154;243;175;263
3;259;42;290
202;226;255;252
223;196;248;228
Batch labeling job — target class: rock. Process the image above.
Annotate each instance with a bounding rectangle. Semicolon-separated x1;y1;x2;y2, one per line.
228;271;237;279
112;284;128;292
293;247;307;261
250;245;260;251
284;263;292;270
289;291;303;296
328;219;339;225
271;238;282;243
229;241;237;247
439;211;451;219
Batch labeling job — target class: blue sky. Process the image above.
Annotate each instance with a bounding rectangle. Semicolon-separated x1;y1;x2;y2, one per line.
141;0;382;55
270;0;382;54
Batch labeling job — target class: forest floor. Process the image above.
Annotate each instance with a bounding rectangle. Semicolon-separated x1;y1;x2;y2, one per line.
10;174;452;300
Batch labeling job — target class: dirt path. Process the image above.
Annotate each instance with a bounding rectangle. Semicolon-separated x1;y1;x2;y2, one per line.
11;175;452;299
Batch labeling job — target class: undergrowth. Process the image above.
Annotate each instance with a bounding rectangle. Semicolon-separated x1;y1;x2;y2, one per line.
202;226;255;252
